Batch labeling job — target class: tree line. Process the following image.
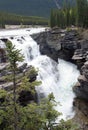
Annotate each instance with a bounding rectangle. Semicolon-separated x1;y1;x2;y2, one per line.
0;12;48;28
50;0;88;28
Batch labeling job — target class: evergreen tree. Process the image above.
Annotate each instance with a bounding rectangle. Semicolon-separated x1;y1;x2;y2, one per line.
70;7;76;25
6;41;24;130
50;9;56;28
63;0;71;27
76;0;88;27
50;0;88;28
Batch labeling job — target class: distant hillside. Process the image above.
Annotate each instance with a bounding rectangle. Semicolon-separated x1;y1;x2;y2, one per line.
0;12;48;28
0;0;56;17
0;0;75;17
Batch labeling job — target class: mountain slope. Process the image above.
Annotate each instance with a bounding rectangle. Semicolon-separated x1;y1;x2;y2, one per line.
0;0;56;17
0;0;75;17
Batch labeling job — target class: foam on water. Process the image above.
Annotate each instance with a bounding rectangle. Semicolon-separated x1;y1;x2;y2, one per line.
0;40;6;48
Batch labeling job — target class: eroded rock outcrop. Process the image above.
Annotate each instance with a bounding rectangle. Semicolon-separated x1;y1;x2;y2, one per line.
0;61;38;105
32;28;88;128
73;75;88;100
0;28;88;128
32;28;81;63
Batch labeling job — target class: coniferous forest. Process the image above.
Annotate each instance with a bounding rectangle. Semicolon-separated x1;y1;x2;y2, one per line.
0;12;48;28
50;0;88;28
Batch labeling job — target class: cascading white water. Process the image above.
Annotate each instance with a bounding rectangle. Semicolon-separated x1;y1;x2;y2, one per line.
30;56;80;120
9;35;40;63
0;40;6;48
0;28;80;120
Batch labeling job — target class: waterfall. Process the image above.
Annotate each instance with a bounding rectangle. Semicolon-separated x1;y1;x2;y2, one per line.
0;40;6;48
0;28;80;120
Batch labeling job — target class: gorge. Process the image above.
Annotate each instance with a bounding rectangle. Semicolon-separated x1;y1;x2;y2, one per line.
0;27;88;129
32;27;88;129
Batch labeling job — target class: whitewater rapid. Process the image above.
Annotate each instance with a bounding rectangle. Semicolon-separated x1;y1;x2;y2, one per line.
0;28;80;120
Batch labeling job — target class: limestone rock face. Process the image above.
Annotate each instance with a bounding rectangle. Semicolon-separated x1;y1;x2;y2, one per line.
32;28;88;127
32;29;80;62
32;29;88;100
73;39;88;127
82;61;88;79
32;29;88;101
73;53;88;101
74;70;88;100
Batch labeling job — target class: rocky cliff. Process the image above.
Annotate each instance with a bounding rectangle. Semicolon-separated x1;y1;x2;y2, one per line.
0;28;88;129
32;28;88;129
32;28;80;62
0;60;38;106
32;28;88;97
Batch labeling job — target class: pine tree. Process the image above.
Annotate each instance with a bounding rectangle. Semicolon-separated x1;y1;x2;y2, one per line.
5;40;24;130
50;9;56;28
76;0;88;27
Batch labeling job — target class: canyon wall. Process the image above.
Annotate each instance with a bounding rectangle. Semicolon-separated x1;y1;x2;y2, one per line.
32;28;88;129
